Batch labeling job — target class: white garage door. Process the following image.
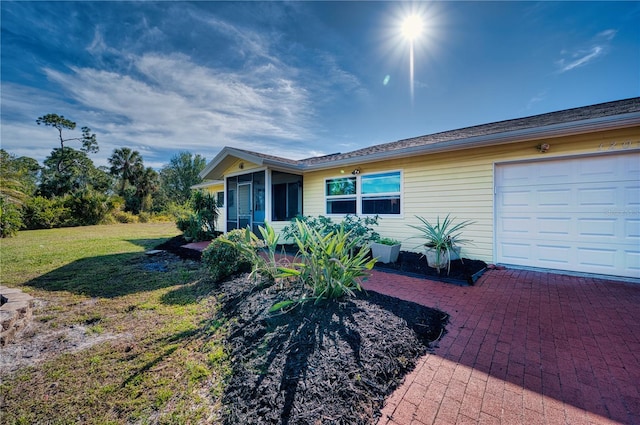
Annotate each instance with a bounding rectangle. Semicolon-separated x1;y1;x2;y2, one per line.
496;152;640;278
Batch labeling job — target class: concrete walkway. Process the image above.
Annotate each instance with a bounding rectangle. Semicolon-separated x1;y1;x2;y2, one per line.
363;268;640;425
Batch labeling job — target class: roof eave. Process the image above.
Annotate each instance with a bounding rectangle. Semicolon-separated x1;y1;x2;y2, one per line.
301;112;640;171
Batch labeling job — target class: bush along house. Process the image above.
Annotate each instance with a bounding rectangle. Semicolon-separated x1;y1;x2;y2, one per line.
198;98;640;279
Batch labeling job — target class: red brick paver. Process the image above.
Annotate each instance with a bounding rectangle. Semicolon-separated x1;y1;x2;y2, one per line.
363;269;640;425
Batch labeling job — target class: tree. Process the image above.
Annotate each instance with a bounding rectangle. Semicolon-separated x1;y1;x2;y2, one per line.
134;167;159;212
36;114;98;173
159;151;207;204
0;150;36;206
108;148;143;195
0;150;39;237
39;148;107;198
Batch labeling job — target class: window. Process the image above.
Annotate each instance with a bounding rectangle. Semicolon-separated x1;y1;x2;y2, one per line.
325;171;401;216
361;172;401;215
272;171;302;221
326;177;357;214
216;191;224;207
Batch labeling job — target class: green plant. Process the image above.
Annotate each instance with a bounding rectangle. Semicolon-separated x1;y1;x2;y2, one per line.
177;191;219;242
22;196;69;229
408;214;474;273
282;214;379;247
201;229;252;282
0;198;23;238
275;220;376;309
376;237;401;246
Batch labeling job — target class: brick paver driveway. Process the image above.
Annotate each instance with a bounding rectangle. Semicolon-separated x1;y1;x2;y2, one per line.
363;268;640;425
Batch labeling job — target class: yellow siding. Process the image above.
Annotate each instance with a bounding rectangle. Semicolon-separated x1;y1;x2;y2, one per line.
302;127;640;263
223;159;262;175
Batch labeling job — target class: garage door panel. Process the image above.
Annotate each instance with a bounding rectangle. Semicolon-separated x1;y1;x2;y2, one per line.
538;217;571;235
537;244;571;264
498;242;531;261
626;219;640;239
501;190;531;207
626;185;640;207
578;186;618;207
496;152;640;278
501;216;531;234
578;218;617;237
538;189;571;206
625;251;640;274
577;247;617;269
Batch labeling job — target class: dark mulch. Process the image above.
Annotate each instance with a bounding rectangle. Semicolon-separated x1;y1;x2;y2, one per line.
216;277;448;425
156;237;487;286
374;251;488;286
155;236;451;425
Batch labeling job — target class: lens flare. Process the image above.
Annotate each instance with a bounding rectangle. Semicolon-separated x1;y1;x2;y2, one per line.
401;14;423;41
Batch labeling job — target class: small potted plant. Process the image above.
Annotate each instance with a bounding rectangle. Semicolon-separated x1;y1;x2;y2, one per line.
408;214;474;274
370;237;402;264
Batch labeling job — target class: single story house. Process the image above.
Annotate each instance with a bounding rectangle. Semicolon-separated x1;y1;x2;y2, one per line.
199;98;640;279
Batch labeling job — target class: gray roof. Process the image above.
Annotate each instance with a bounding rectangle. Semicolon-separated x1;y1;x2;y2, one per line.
201;97;640;179
300;97;640;167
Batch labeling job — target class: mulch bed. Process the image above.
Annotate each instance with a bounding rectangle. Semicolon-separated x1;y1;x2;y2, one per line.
374;251;488;286
215;277;448;425
155;236;451;424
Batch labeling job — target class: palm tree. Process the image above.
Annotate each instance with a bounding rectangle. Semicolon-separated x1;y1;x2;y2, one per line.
108;148;143;195
0;150;28;206
134;167;159;212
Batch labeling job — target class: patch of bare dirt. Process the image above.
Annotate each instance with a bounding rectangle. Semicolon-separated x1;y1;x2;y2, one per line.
0;301;132;375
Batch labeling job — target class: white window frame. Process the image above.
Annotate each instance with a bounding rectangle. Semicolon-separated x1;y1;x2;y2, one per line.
324;170;403;217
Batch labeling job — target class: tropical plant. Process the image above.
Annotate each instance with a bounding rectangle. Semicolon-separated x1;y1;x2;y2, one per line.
408;214;474;273
281;214;379;247
219;223;285;283
176;191;219;242
108;147;143;195
275;220;376;308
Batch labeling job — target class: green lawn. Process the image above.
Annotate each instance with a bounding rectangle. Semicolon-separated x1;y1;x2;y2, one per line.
0;223;230;424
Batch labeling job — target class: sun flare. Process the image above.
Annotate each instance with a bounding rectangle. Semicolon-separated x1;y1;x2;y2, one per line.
401;14;424;41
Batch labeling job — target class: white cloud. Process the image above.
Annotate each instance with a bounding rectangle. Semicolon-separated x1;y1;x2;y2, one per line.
1;5;366;167
556;29;616;73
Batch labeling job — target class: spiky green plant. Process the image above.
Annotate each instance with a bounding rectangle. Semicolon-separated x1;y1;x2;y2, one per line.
276;220;376;305
408;214;474;274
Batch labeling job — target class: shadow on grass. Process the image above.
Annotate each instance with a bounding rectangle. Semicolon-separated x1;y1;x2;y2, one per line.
160;279;218;306
25;237;195;298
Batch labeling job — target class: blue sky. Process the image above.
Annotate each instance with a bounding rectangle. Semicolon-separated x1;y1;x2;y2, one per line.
2;1;638;169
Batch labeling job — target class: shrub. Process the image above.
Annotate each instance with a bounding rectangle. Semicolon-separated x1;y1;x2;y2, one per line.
201;229;252;282
22;196;69;229
176;192;219;242
111;210;139;223
282;214;379;247
63;190;112;226
138;212;151;223
0;199;23;238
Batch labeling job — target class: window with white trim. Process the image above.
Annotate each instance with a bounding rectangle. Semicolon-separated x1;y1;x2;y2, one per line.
326;177;357;214
325;171;401;215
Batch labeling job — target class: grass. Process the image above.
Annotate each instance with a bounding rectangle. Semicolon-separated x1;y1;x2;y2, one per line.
0;223;230;424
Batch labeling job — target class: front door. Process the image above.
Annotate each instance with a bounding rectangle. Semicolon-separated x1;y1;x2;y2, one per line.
237;182;252;229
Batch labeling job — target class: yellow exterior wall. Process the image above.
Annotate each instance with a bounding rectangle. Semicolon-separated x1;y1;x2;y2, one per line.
302;127;640;263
